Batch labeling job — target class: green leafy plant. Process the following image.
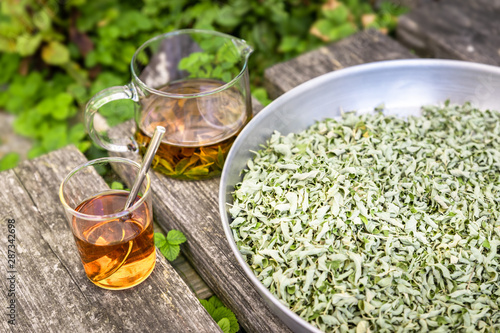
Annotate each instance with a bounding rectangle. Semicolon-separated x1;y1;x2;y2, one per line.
200;295;239;333
0;152;19;171
154;230;187;261
110;181;124;190
0;0;407;169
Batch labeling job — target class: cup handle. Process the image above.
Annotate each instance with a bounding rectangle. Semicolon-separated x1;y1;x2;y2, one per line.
84;83;138;152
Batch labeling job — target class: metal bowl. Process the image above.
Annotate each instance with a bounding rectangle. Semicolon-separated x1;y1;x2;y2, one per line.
219;59;500;332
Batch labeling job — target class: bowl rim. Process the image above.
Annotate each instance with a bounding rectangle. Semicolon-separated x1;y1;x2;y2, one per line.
219;58;500;332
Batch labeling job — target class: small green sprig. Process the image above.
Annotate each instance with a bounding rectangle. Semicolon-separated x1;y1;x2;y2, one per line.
154;230;187;261
199;296;239;333
110;181;124;190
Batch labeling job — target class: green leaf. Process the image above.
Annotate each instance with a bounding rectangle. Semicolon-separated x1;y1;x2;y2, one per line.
8;71;44;111
42;41;70;65
211;307;239;333
161;242;180;261
157;158;175;173
216;6;241;28
98;99;135;127
252;87;272;106
53;92;75;120
27;144;46;159
184;164;210;178
111;181;124;190
217;318;230;333
0;153;19;171
322;4;350;24
278;35;300;53
42;124;68;151
67;83;89;105
200;299;217;316
178;52;203;71
16;33;43;56
200;296;239;333
34;92;75;121
167;230;187;245
90;72;124;96
221;72;232;83
154;232;167;248
77;141;92;153
0;53;20;85
13;108;43;138
33;11;51;32
208;295;225;310
69;123;87;144
174;158;191;174
154;232;181;261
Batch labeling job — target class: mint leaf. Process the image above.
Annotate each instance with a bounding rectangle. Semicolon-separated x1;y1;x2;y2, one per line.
167;230;187;245
154;232;181;261
208;295;225;309
217;318;230;333
69;123;87;144
211;307;239;333
154;233;167;248
200;299;216;316
41;41;70;65
16;33;43;56
42;124;68;151
111;181;124;190
200;296;239;333
161;242;180;261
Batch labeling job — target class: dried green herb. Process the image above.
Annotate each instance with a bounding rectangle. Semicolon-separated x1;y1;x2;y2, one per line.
230;102;500;332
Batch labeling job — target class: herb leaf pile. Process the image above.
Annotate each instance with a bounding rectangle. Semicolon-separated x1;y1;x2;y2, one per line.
230;103;500;332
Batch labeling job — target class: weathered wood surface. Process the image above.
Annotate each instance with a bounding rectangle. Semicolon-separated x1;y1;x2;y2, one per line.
110;98;292;333
264;29;416;99
1;169;114;333
153;221;213;300
1;147;220;333
397;0;500;65
169;253;213;299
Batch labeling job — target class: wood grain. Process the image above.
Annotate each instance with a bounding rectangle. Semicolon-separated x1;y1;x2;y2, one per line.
397;0;500;65
0;170;113;333
153;221;213;300
7;147;220;333
264;29;416;99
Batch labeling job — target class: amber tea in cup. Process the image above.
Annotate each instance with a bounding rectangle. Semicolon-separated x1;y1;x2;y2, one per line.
60;157;155;290
85;30;253;180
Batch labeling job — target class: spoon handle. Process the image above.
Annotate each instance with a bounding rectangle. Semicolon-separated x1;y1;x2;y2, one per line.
123;126;166;210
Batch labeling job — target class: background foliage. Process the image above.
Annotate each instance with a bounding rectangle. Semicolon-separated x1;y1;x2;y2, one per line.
0;0;407;169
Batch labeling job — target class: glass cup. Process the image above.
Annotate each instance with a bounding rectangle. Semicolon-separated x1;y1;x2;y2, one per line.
59;157;155;290
85;29;253;180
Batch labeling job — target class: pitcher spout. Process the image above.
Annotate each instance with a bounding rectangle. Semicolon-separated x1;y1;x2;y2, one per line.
233;39;253;60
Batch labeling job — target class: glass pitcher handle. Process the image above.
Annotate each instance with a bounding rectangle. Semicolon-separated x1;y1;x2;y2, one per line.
84;83;138;152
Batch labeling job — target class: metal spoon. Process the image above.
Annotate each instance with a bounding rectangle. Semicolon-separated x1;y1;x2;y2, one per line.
123;126;165;210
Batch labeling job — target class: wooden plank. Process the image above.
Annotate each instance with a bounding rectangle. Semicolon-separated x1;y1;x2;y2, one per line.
264;29;416;99
12;147;221;332
0;170;113;333
397;0;500;65
153;221;213;300
170;254;213;300
109;99;293;333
